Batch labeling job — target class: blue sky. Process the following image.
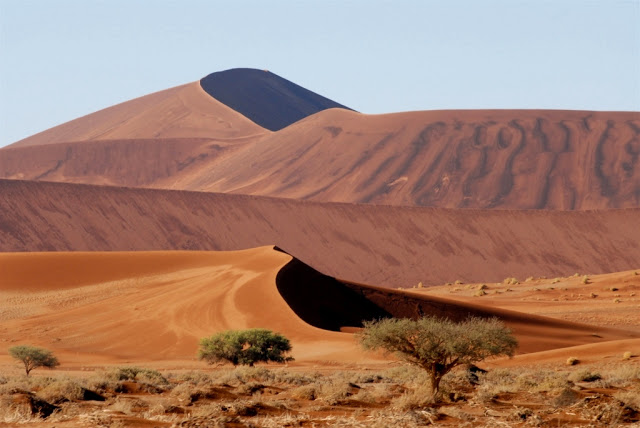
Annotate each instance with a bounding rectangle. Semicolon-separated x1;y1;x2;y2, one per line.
1;0;638;146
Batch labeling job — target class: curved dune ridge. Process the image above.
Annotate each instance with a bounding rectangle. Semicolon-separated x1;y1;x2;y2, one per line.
200;68;354;131
0;248;636;367
0;71;637;209
2;179;639;288
6;81;267;148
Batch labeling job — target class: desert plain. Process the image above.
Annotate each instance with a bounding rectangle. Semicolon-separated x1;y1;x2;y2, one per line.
0;68;639;427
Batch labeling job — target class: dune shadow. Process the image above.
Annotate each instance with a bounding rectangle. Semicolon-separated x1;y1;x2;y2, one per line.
274;253;392;331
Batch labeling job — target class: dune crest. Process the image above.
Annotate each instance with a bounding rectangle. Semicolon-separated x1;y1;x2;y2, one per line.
6;82;266;148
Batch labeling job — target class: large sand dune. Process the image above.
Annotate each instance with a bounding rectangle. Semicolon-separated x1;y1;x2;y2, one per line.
181;109;640;209
1;248;635;368
6;82;267;148
1;73;637;209
2;179;639;288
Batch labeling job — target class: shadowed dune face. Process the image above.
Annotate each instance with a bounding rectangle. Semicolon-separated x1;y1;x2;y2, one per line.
2;179;639;288
2;107;637;209
0;249;635;366
200;68;353;131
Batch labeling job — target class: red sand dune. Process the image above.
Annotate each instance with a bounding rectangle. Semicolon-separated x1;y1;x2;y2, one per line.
1;103;638;209
2;179;639;288
7;82;267;147
1;248;636;367
174;109;640;209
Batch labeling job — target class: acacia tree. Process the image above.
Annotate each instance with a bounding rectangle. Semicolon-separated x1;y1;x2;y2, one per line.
8;345;60;376
358;316;517;398
198;329;294;367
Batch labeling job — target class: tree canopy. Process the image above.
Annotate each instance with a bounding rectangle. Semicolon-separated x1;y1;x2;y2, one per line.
9;345;60;376
358;316;517;397
198;329;294;367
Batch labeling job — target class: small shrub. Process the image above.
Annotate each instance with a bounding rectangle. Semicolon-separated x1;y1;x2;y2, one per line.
37;379;84;404
622;351;632;360
581;275;590;284
568;369;601;382
614;391;640;411
566;357;579;366
474;290;487;297
289;384;317;400
503;277;519;285
391;384;435;410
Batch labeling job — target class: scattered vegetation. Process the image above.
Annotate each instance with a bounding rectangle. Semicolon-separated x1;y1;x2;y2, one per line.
198;329;294;367
357;316;518;398
8;345;59;376
566;356;579;366
1;362;638;426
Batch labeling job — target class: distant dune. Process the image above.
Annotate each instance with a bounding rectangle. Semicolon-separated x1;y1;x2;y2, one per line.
6;81;267;148
1;248;635;365
200;68;353;131
183;109;640;210
2;104;637;208
2;179;639;288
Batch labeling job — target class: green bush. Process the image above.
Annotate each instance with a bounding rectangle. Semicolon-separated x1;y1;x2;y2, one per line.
198;329;294;367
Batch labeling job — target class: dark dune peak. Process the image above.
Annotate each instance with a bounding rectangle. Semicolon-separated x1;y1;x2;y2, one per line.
200;68;353;131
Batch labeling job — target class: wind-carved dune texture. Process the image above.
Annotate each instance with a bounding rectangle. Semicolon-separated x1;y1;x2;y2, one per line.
2;179;639;287
169;109;640;209
1;69;637;210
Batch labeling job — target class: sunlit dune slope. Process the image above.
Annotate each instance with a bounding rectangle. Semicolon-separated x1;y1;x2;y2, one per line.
0;249;635;366
177;109;640;209
0;248;355;364
200;68;353;131
0;137;259;187
6;82;266;148
2;179;639;288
